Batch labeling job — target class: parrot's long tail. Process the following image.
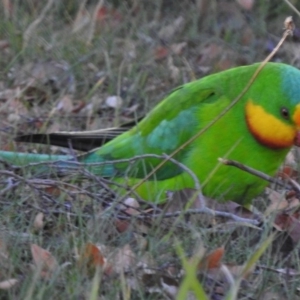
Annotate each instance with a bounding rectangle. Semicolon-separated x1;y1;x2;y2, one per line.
0;151;71;165
0;150;113;177
0;151;74;176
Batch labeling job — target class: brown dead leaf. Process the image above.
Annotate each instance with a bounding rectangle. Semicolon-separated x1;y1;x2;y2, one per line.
266;189;300;215
121;197;140;216
154;46;169;60
158;16;185;41
115;219;130;233
79;242;112;275
96;6;122;25
80;243;137;275
287;216;300;241
199;247;224;270
111;244;136;274
0;279;18;290
236;0;255;10
43;186;62;197
33;212;44;231
80;242;105;267
274;213;300;244
31;244;58;278
170;42;187;55
278;165;298;180
71;100;86;113
56;95;74;113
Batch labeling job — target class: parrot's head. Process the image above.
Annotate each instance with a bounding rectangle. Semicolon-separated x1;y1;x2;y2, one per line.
245;63;300;150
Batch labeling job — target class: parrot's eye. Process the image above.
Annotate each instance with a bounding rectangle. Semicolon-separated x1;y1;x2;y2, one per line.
280;107;290;119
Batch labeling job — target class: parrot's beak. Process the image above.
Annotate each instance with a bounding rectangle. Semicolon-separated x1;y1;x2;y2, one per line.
293;106;300;147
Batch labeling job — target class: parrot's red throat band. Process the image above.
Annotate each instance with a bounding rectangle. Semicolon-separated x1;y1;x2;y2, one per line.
245;100;296;149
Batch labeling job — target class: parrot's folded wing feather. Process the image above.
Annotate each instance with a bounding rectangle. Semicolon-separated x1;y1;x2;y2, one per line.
82;87;218;179
15;117;143;151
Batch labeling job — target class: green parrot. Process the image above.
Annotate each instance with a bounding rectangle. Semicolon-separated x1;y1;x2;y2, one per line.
1;62;300;205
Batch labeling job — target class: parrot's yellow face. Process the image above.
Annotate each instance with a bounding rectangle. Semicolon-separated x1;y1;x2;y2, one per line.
245;100;300;149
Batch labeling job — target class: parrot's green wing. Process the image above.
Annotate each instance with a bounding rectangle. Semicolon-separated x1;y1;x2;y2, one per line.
79;86;217;179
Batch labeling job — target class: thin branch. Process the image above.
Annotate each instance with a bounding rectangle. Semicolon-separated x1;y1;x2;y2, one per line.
219;157;300;195
218;158;290;189
133;205;261;225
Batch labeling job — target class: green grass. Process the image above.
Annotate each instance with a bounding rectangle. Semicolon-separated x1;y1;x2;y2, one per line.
1;0;300;299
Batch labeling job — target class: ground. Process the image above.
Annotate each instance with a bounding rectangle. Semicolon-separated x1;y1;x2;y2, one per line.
1;0;300;299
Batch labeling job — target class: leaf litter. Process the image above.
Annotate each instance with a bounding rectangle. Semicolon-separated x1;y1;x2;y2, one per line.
1;1;300;298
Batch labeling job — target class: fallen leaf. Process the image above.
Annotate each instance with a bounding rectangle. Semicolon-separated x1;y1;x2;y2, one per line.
79;242;112;275
105;95;123;109
112;244;136;274
80;242;105;268
170;42;187;55
56;95;74;113
274;213;300;244
266;189;299;215
154;46;169;60
199;247;224;270
71;100;86;113
158;16;185;41
115;219;130;233
44;186;62;197
96;6;122;24
236;0;255;10
0;279;18;290
121;197;140;216
278;165;298;180
33;212;44;231
31;244;58;278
